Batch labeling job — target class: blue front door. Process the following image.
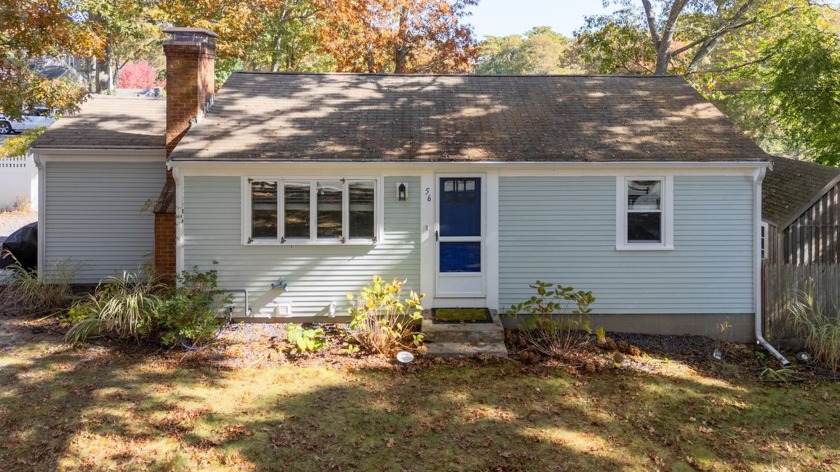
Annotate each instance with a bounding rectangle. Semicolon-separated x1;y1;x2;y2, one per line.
436;176;485;297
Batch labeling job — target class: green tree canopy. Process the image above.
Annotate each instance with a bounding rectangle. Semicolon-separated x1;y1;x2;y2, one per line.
476;26;579;74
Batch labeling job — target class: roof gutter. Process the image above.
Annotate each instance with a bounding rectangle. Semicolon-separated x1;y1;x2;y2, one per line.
169;160;772;169
754;167;790;366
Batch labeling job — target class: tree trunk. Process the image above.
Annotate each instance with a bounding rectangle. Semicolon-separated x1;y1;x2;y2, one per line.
105;38;114;92
92;55;102;94
394;6;408;73
652;0;690;75
271;33;282;72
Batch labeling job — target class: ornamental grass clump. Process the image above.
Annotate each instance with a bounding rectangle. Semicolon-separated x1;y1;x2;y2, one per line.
789;280;840;372
347;275;424;357
506;280;596;359
66;271;163;344
0;261;78;317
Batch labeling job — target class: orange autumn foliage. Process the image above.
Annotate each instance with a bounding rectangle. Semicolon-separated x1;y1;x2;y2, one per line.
314;0;479;74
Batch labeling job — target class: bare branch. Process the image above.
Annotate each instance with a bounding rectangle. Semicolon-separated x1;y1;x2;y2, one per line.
687;52;773;75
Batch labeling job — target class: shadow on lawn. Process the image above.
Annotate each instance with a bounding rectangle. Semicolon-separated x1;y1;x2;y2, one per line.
2;321;839;471
0;325;227;471
183;363;838;471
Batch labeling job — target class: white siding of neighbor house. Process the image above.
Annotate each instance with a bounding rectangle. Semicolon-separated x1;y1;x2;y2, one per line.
43;161;165;283
182;176;421;318
498;175;754;314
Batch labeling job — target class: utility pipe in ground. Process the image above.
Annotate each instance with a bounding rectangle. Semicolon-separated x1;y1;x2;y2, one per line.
754;167;790;366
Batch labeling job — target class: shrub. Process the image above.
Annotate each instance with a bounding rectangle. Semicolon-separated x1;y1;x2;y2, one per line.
790;281;840;372
286;324;327;354
347;276;424;357
66;268;229;347
0;261;78;317
66;272;162;344
505;280;596;358
154;269;230;347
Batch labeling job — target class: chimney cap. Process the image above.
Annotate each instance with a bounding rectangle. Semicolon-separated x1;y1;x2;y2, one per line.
163;26;219;50
163;27;219;38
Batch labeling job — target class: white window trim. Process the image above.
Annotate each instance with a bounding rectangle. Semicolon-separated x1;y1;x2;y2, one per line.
242;176;381;246
616;175;674;251
760;221;769;260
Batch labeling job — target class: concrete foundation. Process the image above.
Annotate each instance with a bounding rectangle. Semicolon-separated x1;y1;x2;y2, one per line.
500;312;754;342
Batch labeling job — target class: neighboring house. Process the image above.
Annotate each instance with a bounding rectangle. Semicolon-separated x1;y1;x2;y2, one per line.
32;28;775;342
762;155;840;265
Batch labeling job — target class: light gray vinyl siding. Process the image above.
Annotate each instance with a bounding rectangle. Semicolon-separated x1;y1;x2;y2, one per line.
44;161;165;283
183;176;420;318
499;175;754;314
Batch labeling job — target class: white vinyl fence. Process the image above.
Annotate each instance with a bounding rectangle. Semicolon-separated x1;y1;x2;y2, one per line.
0;154;38;210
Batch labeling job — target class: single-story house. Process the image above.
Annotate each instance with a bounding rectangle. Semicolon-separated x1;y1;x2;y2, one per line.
31;28;778;343
762;155;840;265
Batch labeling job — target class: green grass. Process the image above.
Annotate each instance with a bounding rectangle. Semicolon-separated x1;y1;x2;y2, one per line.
1;332;839;471
433;308;490;322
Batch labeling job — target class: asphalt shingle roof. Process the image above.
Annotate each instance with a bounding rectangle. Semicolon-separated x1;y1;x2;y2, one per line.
32;95;165;149
763;155;840;228
169;72;770;163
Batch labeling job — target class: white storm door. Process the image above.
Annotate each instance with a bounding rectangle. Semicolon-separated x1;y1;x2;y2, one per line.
435;176;485;298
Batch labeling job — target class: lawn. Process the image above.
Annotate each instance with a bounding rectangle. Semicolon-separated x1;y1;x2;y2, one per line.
1;317;839;471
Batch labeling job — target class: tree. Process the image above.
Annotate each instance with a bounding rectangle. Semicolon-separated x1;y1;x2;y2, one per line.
729;10;840;164
82;0;161;93
476;26;579;75
574;0;840;165
574;0;797;76
314;0;479;73
254;0;323;72
0;0;102;117
116;61;158;88
154;0;330;79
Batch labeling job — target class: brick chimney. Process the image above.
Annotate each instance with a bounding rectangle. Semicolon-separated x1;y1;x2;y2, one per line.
154;27;218;282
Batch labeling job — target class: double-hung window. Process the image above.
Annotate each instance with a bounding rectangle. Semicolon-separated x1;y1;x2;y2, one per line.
247;178;377;244
617;176;673;250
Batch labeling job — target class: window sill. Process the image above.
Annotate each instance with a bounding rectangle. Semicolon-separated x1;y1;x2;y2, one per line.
615;244;674;251
246;239;377;247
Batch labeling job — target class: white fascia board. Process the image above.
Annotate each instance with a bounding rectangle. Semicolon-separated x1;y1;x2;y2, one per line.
32;147;165;163
172;160;769;177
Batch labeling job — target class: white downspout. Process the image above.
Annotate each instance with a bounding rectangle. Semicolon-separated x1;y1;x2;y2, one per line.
753;167;790;365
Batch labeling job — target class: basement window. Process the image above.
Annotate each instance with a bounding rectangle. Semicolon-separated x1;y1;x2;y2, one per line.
616;176;673;250
247;178;377;244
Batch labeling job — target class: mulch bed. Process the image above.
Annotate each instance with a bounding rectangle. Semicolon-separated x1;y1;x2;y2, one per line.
2;294;834;381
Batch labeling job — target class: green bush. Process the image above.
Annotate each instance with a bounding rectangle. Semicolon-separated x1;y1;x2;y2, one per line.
347;276;424;357
505;280;596;358
790;281;840;372
65;268;228;347
286;324;327;354
66;272;162;344
154;269;230;347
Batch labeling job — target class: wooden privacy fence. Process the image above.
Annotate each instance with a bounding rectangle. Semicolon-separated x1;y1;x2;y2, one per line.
762;262;840;340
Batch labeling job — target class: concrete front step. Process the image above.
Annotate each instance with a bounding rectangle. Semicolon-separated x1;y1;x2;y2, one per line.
421;310;508;358
422;328;505;344
424;342;508;358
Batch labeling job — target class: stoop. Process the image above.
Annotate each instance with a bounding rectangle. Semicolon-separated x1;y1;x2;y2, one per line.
421;309;508;358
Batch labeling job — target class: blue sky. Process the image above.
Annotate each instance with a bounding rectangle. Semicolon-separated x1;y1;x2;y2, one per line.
467;0;613;38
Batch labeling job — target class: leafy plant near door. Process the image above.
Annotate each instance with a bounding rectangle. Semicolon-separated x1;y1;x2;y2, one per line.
505;280;596;359
286;324;327;354
347;275;425;357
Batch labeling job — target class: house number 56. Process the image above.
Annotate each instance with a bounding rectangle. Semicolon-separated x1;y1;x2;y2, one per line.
425;187;431;202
